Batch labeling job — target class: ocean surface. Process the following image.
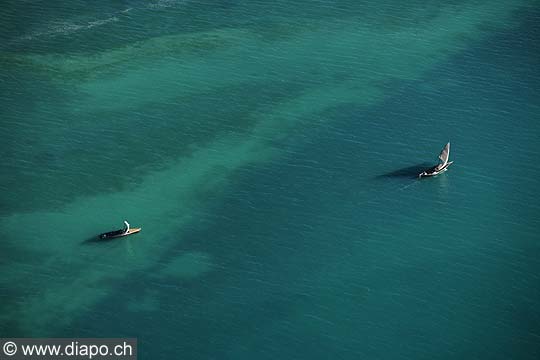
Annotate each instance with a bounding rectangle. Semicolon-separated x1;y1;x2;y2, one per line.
1;1;539;359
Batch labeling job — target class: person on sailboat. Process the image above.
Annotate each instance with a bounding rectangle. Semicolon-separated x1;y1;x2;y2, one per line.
123;220;130;234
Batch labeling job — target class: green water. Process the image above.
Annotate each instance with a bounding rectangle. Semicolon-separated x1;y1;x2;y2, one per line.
1;1;539;359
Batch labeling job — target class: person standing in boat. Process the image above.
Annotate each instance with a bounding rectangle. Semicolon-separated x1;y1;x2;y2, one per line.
123;220;130;234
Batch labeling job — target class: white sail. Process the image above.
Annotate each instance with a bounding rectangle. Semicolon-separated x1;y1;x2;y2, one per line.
438;142;450;166
420;142;453;177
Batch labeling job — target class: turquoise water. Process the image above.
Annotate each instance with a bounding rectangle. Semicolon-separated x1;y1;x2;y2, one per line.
1;1;539;359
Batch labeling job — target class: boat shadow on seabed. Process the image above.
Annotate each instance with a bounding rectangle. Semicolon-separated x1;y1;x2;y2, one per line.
375;163;432;180
82;236;110;245
81;233;123;245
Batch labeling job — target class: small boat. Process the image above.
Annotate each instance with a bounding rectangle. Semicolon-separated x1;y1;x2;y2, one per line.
419;142;453;178
99;227;141;239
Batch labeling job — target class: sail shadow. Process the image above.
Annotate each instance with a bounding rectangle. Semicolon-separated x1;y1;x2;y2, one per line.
375;163;431;179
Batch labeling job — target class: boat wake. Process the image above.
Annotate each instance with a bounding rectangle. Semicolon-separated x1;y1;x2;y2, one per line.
18;0;187;41
398;180;420;191
147;0;190;10
20;15;120;41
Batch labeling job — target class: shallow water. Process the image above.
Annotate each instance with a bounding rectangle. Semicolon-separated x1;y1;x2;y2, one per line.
1;1;539;359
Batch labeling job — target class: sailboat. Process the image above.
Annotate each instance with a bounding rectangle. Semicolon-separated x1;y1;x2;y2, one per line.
419;142;453;178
